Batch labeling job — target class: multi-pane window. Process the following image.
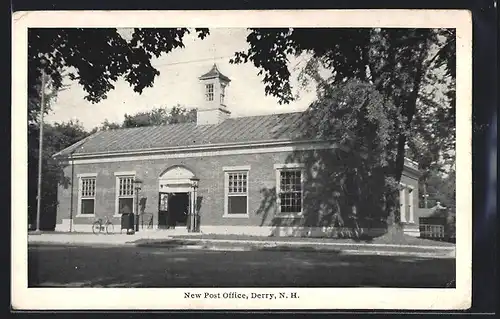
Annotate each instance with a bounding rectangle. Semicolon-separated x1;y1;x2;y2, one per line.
79;177;96;215
226;171;248;215
205;83;214;101
116;176;135;215
278;170;302;213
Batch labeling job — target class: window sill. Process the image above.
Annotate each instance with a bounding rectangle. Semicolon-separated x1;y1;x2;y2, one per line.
401;220;416;224
222;214;250;218
75;214;95;218
275;213;303;219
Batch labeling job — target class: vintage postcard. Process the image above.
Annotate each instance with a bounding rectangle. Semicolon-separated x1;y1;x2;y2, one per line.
12;9;472;310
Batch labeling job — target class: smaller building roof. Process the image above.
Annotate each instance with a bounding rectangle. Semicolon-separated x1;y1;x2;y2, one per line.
199;64;231;82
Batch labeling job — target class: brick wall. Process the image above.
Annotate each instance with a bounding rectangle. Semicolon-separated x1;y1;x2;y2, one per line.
56;149;421;231
57;151;292;228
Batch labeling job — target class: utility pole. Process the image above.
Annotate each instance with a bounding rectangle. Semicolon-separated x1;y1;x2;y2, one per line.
35;66;46;232
423;183;428;209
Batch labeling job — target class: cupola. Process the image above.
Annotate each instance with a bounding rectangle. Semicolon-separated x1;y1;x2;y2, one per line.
197;64;231;125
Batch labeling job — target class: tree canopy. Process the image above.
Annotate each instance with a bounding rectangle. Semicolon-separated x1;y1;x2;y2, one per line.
298;79;402;224
230;28;456;225
28;28;209;121
28;120;88;229
122;105;197;128
420;167;456;213
230;28;455;174
89;105;197;133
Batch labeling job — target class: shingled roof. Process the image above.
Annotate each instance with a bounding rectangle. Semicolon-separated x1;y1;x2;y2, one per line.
55;111;317;157
199;64;231;82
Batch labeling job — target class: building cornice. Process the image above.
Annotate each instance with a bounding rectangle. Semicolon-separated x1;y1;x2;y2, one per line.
61;139;343;165
56;137;419;175
56;138;335;159
402;165;422;178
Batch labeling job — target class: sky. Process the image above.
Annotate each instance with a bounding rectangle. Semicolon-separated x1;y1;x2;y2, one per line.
45;28;318;130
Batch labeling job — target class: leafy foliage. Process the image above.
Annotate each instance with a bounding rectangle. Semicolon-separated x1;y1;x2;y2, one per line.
231;28;456;226
28;120;89;229
299;79;403;224
305;80;402;164
95;119;122;131
28;28;209;121
122;105;197;128
420;168;456;213
89;105;197;133
407;64;456;184
28;72;69;124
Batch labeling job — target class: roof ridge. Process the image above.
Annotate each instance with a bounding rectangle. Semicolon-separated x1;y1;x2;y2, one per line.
229;110;305;120
96;111;305;133
99;121;198;133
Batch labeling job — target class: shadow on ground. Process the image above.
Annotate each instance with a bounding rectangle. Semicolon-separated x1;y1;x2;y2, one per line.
133;239;204;248
256;246;343;253
172;232;456;247
28;244;456;288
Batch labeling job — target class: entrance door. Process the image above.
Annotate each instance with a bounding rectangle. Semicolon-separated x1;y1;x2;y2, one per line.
158;192;190;229
168;193;189;228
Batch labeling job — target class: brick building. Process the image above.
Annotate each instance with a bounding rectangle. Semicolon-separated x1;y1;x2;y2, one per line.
53;64;421;236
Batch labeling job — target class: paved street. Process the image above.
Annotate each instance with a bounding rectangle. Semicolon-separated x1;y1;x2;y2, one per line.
28;244;455;288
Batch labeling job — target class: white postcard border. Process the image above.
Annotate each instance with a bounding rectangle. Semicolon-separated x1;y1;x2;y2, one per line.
12;9;472;310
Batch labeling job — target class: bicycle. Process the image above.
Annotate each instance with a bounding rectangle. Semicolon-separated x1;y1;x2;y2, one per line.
92;216;114;235
330;212;346;238
347;214;363;239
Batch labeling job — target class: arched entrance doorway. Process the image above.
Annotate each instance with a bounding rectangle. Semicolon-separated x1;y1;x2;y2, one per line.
158;165;197;229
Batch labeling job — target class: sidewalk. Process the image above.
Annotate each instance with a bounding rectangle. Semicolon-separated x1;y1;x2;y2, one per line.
28;231;456;258
27;231;170;246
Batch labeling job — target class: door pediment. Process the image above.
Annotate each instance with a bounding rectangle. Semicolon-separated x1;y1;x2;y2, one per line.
159;165;196;189
160;165;195;180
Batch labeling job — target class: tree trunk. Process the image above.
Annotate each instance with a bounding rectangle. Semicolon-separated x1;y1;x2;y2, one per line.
385;218;406;241
384;130;417;237
384;40;428;237
383;190;406;240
